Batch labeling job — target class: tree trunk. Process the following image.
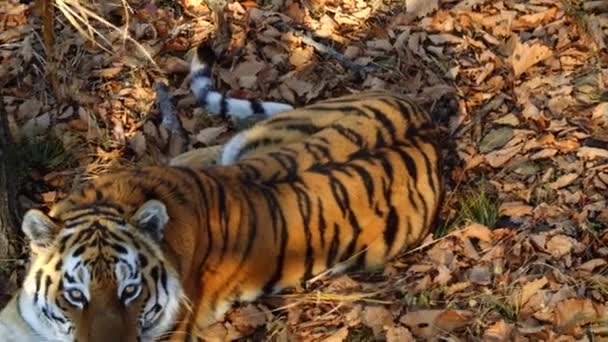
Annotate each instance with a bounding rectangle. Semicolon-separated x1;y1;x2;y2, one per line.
0;96;21;261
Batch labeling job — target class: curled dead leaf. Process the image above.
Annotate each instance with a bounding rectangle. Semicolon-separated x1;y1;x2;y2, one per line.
549;173;579;190
546;235;575;258
554;298;600;335
498;201;533;218
362;306;394;335
482;320;513;342
513;276;548;309
400;309;472;338
509;38;552;77
484;143;522;168
577;146;608;160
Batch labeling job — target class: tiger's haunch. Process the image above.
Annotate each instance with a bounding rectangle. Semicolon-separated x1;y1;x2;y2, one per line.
2;52;443;341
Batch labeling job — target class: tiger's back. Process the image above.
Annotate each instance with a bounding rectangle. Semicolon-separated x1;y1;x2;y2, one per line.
0;45;444;342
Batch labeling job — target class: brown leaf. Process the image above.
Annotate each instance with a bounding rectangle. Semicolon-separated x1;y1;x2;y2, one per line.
554;298;600;335
509;39;552;77
158;55;189;74
289;47;314;69
578;258;607;272
512;8;558;30
549;173;579;190
386;325;415;342
461;222;493;242
498;201;533;217
93;66;124;79
195;125;228;145
577;146;608;160
129;131;147;157
229;304;267;333
233;60;265;88
434;265;452;285
400;309;472;338
405;0;439;18
484;144;522;168
321;327;349;342
482;320;513;342
362;306;393;335
546;235;574;258
514;276;548;308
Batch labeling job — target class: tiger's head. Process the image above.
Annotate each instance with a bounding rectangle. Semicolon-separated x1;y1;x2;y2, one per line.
17;199;183;342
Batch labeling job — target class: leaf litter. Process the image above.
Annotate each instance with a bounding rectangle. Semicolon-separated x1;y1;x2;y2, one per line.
2;0;608;340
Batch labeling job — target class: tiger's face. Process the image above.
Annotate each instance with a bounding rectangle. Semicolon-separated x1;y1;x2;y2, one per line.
17;200;183;342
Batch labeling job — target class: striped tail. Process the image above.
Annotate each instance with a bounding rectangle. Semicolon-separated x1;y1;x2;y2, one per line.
190;45;294;120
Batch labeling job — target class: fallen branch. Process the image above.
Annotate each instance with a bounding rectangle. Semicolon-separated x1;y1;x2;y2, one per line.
272;22;378;77
0;95;21;261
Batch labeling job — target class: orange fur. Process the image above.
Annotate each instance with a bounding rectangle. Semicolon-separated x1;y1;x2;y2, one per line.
47;91;443;340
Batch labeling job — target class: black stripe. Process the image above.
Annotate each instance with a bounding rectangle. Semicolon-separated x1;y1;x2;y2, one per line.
293;183;314;280
383;207;399;256
236;137;282;160
250;100;265;115
346;164;375;206
217;183;230;260
317;200;327;249
330;124;364;146
394;147;418;181
33;269;43;304
328;176;349;215
305;105;370;117
241;190;259;260
261;187;288;294
393;98;416;122
219;94;228;117
362;104;397;142
326;223;340;268
281;123;319;134
340;209;362;263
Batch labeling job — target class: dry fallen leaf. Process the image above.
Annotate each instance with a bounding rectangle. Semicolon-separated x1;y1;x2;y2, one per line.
195;125;228;145
498;201;533;217
577;146;608;160
484;144;522;168
549;172;579;189
386;325;415;342
129;131;147;157
509;38;552;77
545;235;574;258
479;127;513;153
482;320;513;341
362;306;393;335
554;298;600;335
289;47;314;69
514;276;548;308
400;309;472;338
405;0;439;18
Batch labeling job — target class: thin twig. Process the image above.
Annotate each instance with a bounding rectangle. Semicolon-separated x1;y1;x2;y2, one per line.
272;22;378;77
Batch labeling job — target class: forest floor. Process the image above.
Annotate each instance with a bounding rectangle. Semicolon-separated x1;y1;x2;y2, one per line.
2;0;608;340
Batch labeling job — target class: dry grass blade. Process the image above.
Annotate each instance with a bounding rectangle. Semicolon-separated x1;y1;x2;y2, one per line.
52;0;159;69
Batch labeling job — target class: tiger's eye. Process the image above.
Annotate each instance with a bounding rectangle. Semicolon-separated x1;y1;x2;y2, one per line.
124;285;136;294
69;289;82;299
120;284;141;304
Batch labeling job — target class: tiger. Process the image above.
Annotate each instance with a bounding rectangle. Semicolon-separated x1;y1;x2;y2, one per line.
0;44;443;341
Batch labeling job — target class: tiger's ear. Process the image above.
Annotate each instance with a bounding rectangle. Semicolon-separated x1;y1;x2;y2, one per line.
22;209;57;250
131;200;169;241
